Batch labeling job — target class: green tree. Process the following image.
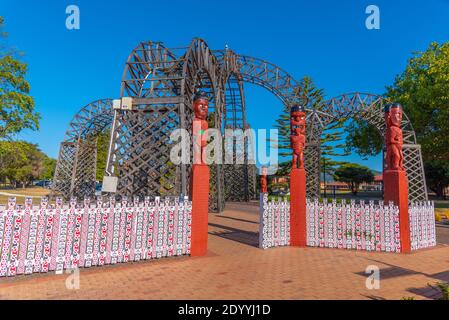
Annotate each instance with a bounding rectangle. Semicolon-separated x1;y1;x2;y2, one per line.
96;131;110;181
333;163;374;195
321;118;350;194
387;41;449;161
424;160;449;198
345;41;449;197
0;141;28;185
345;119;383;158
0;16;40;138
273;76;325;160
41;156;56;180
0;141;52;188
272;76;349;192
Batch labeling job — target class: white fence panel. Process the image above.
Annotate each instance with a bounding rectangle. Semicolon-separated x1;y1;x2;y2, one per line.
259;193;290;249
259;195;436;253
0;196;192;278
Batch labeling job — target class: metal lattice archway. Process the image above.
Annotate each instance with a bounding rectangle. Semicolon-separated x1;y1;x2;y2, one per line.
52;99;114;199
92;38;427;211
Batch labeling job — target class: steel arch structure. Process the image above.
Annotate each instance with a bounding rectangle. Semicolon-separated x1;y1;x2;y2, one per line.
55;38;427;211
316;92;427;202
105;39;313;212
52;99;114;199
105;39;228;211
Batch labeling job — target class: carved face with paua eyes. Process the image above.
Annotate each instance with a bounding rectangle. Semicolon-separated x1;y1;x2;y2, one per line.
193;92;209;120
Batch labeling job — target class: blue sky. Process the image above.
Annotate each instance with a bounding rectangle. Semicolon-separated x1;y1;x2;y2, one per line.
1;0;449;171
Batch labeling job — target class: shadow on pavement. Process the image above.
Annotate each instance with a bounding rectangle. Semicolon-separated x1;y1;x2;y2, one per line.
208;222;259;248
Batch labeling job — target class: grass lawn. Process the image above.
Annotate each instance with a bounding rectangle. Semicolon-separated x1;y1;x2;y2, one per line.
0;187;52;206
434;200;449;218
0;187;51;197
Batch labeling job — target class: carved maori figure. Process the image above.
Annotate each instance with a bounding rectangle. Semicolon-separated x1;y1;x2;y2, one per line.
385;103;404;171
290;105;306;169
193;91;209;165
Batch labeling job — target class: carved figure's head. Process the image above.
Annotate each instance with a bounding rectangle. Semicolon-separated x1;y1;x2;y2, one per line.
193;91;209;120
385;103;403;127
291;105;306;133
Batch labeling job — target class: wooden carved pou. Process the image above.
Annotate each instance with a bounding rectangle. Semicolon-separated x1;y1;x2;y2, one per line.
192;91;209;165
384;103;404;171
290;105;306;169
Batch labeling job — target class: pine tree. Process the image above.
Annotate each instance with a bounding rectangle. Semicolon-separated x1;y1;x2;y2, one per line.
272;76;349;195
320;119;350;196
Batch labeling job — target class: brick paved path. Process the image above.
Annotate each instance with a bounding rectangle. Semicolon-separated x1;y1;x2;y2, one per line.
0;203;448;300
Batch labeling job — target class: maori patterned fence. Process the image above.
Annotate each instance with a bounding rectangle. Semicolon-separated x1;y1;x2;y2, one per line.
307;199;402;252
307;199;436;252
409;201;436;250
259;193;290;249
259;195;436;252
0;196;192;277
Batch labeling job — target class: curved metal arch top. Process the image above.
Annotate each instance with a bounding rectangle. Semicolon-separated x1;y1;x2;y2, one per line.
120;41;185;100
318;92;417;144
52;99;114;200
215;50;305;107
107;38;228;207
103;38;427;211
63;99;114;142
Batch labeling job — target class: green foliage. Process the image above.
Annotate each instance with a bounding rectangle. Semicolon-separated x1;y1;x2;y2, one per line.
0;141;55;187
390;40;449;198
41;156;56;180
344;41;449;196
387;42;449;162
272;76;325;158
428;282;449;300
96;131;110;181
272;76;348;180
345;41;449;162
321;118;350;181
333;163;374;195
424;160;449;198
0;16;40;138
275;161;290;176
345;119;383;158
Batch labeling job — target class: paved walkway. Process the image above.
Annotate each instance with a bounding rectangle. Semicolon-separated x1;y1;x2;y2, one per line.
0;203;448;300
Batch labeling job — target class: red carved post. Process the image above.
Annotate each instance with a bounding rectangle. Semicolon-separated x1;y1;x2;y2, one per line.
383;103;411;253
289;105;307;247
190;91;210;256
260;166;268;193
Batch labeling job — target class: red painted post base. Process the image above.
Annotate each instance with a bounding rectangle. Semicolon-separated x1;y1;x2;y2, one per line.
190;164;210;256
383;170;411;253
290;168;307;247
